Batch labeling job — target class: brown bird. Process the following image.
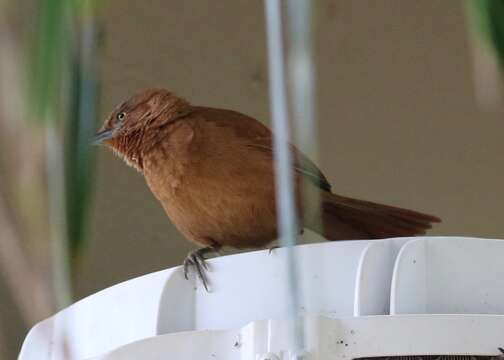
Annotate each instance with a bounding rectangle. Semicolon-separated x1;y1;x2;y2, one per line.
94;88;440;290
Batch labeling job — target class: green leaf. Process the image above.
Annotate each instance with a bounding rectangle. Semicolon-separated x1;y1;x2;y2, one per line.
65;16;101;258
465;0;504;67
29;0;68;123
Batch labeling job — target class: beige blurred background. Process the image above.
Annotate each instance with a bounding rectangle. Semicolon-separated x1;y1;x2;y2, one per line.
3;0;504;358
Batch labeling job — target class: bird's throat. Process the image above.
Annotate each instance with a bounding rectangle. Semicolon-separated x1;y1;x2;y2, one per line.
109;134;144;172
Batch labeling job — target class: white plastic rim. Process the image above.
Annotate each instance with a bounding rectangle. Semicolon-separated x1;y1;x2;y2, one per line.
93;315;504;360
19;237;504;359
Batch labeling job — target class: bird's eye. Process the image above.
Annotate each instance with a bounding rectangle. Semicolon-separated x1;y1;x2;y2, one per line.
116;112;126;121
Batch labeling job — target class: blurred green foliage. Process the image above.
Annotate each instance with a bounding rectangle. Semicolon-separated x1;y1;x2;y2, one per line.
465;0;504;67
30;0;68;123
65;18;101;258
30;0;103;259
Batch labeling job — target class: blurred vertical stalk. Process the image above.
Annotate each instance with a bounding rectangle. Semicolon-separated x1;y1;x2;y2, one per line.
0;176;53;323
265;0;319;354
286;0;322;236
66;0;100;263
39;1;101;356
30;0;66;123
31;0;73;310
0;2;53;324
31;0;101;308
464;0;504;107
265;0;302;351
465;0;504;66
287;0;318;164
1;2;99;356
46;126;72;308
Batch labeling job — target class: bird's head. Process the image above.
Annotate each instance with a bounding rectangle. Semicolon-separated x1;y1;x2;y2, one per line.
94;88;190;170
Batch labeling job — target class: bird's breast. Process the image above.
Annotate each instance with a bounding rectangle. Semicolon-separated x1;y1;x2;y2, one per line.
142;146;279;249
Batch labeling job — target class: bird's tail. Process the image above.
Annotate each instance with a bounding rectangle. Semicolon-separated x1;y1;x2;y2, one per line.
307;192;440;240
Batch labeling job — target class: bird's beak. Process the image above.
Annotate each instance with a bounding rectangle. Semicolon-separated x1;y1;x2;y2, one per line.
93;128;114;145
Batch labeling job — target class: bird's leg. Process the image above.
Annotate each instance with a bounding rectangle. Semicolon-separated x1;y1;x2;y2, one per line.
183;246;220;291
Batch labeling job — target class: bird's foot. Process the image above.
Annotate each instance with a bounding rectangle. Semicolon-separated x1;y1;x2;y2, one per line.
183;247;218;291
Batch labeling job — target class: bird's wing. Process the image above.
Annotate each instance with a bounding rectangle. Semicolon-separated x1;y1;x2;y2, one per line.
194;106;332;192
246;140;332;192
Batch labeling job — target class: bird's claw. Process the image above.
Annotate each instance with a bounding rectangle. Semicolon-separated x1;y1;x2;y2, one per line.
268;245;280;254
183;247;214;291
182;256;194;280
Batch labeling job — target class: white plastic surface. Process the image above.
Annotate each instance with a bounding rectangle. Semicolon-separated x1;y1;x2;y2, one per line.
19;237;504;360
161;240;373;333
18;269;178;360
90;315;504;360
21;240;384;359
391;237;504;315
354;238;410;316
